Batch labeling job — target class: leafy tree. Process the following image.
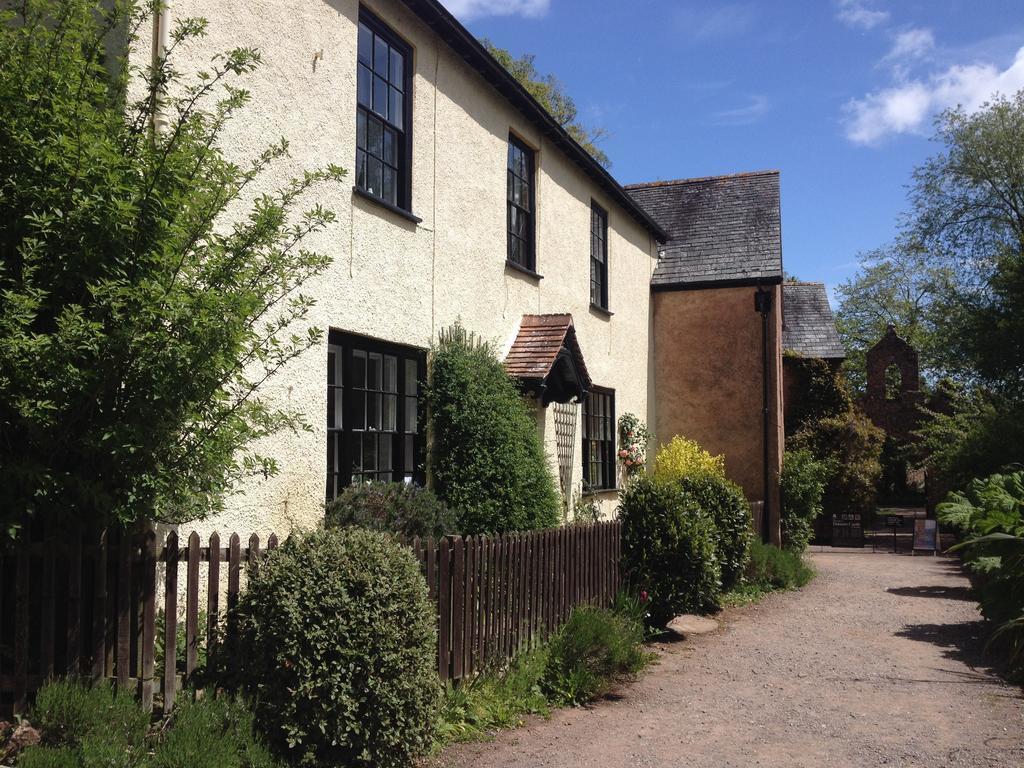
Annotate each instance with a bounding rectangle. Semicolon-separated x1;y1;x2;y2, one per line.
0;0;344;536
483;41;610;168
833;244;953;393
910;92;1024;398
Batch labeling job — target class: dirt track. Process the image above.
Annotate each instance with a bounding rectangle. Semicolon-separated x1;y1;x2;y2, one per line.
436;550;1024;768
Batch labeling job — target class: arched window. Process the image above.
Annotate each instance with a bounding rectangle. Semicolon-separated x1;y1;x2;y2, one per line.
885;363;902;401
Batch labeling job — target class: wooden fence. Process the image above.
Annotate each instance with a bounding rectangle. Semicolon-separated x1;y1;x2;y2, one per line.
0;520;621;715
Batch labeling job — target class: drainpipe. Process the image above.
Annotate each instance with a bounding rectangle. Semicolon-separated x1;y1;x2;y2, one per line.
754;285;773;544
151;2;171;133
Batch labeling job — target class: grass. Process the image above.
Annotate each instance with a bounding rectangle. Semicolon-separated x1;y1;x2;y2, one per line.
433;597;653;751
721;541;816;607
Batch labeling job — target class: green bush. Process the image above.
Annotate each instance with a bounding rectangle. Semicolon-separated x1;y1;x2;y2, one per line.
790;409;884;520
940;471;1024;675
617;477;721;625
427;324;560;534
26;680;149;768
150;698;276;768
20;681;276;768
540;605;651;706
234;528;440;768
780;450;829;553
744;540;815;590
324;481;455;537
651;436;726;484
677;474;752;591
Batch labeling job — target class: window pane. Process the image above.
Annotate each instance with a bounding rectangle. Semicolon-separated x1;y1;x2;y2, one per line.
383;355;397;392
362;434;377;471
404;359;417;395
349;434;363;471
367;157;383;196
367;352;382;390
367;116;382;159
383;394;397;431
356;149;367;190
508;236;521;265
358;23;372;65
367;393;381;430
374;34;389;76
357;110;367;150
352;350;367;387
390;47;404;87
383;127;395;164
389;87;403;129
379;435;393;471
405;434;415;474
357;64;372;108
351;392;366;431
404;396;417;433
329;388;343;429
383;167;396;205
373;75;388;118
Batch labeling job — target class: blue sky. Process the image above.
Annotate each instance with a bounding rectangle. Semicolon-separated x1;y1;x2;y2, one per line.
449;0;1024;299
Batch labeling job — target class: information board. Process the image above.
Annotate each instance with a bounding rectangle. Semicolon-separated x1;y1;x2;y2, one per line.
831;512;864;548
913;519;939;554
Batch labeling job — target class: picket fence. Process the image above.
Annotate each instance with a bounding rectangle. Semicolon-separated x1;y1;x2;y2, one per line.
0;520;621;716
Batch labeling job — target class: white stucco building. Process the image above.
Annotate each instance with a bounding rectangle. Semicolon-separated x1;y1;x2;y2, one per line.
163;0;671;536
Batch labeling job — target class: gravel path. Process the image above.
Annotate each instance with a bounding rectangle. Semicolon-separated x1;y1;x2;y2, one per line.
435;550;1024;768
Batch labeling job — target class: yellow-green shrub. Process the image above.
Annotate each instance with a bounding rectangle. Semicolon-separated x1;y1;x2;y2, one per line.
652;436;726;484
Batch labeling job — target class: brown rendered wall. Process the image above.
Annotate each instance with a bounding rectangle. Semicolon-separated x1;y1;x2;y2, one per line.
653;285;783;544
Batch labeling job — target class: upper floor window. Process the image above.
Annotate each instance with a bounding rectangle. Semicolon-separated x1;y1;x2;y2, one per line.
582;387;616;492
356;10;411;210
507;135;535;271
590;202;608;309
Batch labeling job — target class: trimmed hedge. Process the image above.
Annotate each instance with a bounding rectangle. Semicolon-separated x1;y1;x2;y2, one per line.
325;481;455;538
427;324;559;534
678;474;752;591
235;528;439;768
618;476;721;625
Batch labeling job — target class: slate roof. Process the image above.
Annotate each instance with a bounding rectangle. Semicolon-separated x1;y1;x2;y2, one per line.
626;171;783;289
504;314;592;389
782;282;846;359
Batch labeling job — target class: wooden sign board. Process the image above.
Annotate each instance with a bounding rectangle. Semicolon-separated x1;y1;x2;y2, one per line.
913;519;939;554
831;512;864;548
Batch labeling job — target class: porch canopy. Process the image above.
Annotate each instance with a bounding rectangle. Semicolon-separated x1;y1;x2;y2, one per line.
504;314;592;406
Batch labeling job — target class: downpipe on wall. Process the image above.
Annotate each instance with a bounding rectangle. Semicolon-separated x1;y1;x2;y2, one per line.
151;1;171;134
755;285;772;544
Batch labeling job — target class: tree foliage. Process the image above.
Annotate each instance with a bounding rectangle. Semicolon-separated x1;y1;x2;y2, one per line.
0;0;343;534
482;41;610;168
833;245;952;393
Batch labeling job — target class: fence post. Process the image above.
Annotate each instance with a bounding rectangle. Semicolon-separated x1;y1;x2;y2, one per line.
140;527;157;712
67;523;83;676
92;529;108;681
163;531;179;714
185;532;200;680
13;529;29;715
437;537;451;680
116;529;132;690
207;532;220;658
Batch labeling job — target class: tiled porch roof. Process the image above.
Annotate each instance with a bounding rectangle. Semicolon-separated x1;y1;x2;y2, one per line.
504;314;592;399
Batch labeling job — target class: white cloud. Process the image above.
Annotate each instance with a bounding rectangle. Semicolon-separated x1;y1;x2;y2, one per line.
674;4;756;41
844;46;1024;144
711;94;770;125
443;0;549;21
836;0;890;30
884;28;935;62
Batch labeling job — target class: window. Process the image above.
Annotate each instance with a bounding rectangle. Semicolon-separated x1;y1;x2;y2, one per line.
326;332;425;499
582;388;615;491
507;135;535;270
356;10;411;210
590;202;608;309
